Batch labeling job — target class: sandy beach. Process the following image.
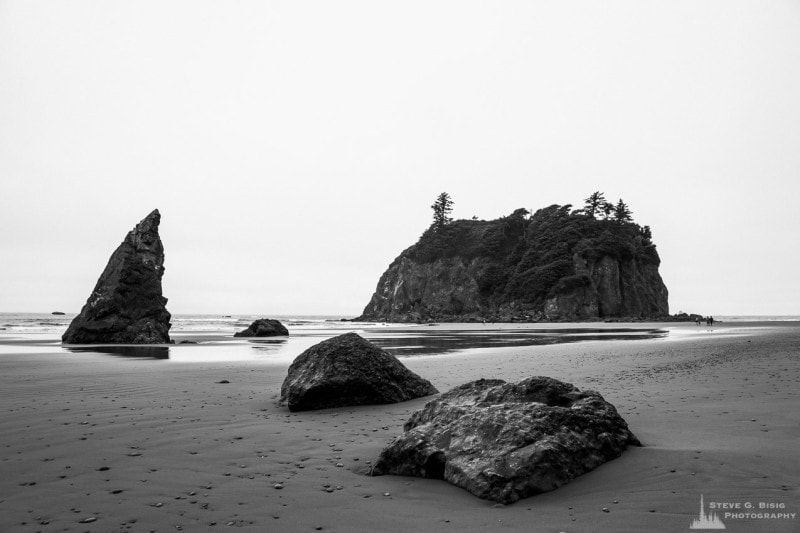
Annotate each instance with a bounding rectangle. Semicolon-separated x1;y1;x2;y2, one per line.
1;321;798;532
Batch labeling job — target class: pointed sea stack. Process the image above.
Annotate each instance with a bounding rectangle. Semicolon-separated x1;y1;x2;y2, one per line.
62;210;172;344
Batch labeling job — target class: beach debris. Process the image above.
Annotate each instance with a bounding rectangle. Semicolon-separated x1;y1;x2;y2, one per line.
370;376;640;504
279;332;438;411
234;319;289;337
61;209;172;344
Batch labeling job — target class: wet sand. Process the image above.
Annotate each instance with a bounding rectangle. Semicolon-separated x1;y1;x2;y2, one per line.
0;322;798;532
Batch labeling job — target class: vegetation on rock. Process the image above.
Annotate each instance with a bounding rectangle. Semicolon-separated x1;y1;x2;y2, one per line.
414;195;657;307
358;192;668;321
430;192;454;231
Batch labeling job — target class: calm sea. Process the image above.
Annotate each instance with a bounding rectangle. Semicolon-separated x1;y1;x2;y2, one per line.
0;312;795;362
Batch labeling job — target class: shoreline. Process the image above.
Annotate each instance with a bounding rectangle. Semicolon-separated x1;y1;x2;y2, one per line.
0;323;797;531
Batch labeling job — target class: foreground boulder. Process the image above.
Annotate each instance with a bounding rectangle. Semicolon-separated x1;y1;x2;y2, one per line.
62;210;171;344
279;332;438;411
234;319;289;337
370;376;640;503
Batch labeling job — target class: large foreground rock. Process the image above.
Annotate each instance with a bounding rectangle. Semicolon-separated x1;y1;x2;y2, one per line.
234;319;289;337
62;210;171;344
370;376;640;503
279;332;438;411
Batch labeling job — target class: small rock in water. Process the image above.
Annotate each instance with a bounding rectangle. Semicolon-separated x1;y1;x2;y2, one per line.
216;380;230;384
602;507;610;513
234;319;289;338
79;517;97;523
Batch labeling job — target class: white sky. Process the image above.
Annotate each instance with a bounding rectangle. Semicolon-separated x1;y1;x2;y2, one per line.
1;1;799;316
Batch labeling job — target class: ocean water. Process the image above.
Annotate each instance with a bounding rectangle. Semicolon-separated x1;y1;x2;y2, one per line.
0;312;791;362
716;315;800;322
0;312;349;335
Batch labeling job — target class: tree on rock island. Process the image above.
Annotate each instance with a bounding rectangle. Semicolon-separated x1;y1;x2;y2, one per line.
431;192;454;231
582;191;607;219
613;199;633;222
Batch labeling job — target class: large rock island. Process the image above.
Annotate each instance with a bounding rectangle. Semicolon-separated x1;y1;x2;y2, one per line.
62;209;172;344
358;196;669;322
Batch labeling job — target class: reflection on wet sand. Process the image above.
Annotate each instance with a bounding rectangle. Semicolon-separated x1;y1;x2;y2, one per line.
64;345;170;359
57;327;667;362
367;328;668;356
246;338;289;353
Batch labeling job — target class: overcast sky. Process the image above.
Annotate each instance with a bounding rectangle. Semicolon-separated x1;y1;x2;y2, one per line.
1;1;799;317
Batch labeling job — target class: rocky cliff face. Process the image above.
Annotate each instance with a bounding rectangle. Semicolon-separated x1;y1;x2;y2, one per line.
542;254;668;320
360;255;490;321
62;209;172;343
358;205;669;322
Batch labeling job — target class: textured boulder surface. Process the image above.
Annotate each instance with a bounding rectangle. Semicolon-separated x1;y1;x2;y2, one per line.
234;319;289;337
279;332;438;411
370;376;641;503
62;210;171;344
357;204;669;322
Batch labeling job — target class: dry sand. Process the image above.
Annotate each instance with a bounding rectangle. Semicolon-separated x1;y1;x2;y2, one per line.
1;322;798;532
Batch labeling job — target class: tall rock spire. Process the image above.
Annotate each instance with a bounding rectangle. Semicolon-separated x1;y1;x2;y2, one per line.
62;209;172;344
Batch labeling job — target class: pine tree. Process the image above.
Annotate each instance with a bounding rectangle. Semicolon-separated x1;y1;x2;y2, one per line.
583;191;606;218
613;199;633;222
431;192;454;230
